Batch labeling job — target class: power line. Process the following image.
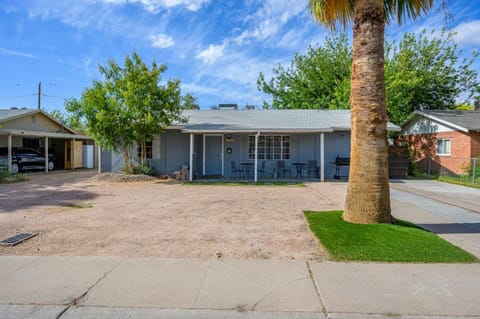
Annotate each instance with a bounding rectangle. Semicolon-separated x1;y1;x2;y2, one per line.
0;94;36;100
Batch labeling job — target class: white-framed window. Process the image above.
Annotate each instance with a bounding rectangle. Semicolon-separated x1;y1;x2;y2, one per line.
248;135;291;160
436;138;451;156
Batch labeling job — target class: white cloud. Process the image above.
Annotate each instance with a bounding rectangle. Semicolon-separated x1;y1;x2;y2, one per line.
149;33;175;48
100;0;210;12
0;47;37;59
453;20;480;46
195;43;226;64
234;0;307;44
182;82;219;95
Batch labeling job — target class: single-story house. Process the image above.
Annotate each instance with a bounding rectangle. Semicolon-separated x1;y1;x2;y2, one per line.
0;108;98;173
397;110;480;175
103;108;401;181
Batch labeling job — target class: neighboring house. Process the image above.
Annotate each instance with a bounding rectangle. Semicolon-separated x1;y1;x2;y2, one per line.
104;108;401;181
397;110;480;175
0;108;97;173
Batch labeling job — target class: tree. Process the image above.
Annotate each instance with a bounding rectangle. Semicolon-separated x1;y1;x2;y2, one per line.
385;29;479;124
309;0;434;224
257;33;351;109
66;52;183;172
181;93;200;110
49;109;84;132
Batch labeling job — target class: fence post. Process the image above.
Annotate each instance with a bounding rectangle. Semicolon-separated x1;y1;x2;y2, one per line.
473;158;477;184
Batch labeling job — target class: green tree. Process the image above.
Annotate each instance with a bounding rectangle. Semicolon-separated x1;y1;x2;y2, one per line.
66;52;183;172
309;0;434;224
385;29;479;124
257;33;351;109
49;109;84;132
181;93;200;110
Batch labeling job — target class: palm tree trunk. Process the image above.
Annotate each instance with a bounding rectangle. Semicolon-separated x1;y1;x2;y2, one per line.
343;0;393;224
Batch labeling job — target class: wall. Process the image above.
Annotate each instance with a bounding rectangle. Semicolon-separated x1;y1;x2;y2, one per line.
2;113;67;133
399;130;473;175
324;131;351;179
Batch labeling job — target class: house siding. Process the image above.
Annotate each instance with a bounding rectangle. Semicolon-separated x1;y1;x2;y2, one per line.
148;131;351;179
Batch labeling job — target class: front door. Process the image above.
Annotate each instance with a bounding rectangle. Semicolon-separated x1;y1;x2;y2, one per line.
204;135;223;176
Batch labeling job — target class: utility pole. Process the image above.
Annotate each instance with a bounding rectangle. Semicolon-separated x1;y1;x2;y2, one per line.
37;82;41;110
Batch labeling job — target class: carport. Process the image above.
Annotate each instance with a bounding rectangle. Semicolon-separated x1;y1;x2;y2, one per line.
0;108;99;173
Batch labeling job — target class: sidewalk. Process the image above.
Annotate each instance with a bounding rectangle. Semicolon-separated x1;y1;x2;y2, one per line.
1;256;479;319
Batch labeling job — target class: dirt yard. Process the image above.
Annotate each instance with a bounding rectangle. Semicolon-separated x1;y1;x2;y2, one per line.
0;171;346;260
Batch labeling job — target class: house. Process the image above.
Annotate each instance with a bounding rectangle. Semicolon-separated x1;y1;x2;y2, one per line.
103;109;401;181
397;110;480;175
0;108;98;173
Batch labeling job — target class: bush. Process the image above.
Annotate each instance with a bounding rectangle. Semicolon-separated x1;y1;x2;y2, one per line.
132;163;155;176
0;169;28;184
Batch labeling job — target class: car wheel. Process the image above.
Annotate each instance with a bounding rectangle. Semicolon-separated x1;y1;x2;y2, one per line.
11;163;19;174
48;161;54;171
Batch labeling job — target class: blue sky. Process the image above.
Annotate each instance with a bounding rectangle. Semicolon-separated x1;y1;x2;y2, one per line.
0;0;479;112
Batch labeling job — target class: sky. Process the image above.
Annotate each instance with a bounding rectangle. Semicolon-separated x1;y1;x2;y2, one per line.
0;0;479;112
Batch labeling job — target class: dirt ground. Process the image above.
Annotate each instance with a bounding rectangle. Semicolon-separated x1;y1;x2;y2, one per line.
0;170;346;260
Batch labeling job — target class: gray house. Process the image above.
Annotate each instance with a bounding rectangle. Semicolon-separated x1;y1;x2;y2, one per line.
103;109;400;182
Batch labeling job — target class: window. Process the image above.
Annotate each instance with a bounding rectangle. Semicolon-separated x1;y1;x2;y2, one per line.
248;135;290;160
137;141;153;159
436;138;451;156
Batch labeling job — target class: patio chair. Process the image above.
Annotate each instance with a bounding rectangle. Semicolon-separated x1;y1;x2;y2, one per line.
277;160;291;178
307;160;319;178
230;161;243;179
257;160;265;179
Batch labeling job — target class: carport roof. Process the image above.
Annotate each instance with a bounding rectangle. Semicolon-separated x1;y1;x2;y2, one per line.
175;109;401;133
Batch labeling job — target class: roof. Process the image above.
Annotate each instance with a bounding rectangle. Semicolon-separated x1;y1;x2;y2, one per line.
0;108;37;122
0;108;77;135
176;109;401;133
402;110;480;133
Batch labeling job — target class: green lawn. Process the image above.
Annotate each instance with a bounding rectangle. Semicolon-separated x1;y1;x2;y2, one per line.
304;210;478;263
438;176;480;189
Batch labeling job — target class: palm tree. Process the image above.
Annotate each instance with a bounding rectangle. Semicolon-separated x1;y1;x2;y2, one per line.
309;0;433;224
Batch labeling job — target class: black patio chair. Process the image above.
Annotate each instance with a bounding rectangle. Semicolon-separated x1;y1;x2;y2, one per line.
231;161;243;179
307;160;319;178
277;160;291;178
257;160;265;179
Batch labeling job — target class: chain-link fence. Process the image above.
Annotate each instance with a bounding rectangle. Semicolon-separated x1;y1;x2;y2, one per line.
412;156;479;185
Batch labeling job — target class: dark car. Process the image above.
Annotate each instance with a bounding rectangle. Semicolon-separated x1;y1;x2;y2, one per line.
0;148;55;173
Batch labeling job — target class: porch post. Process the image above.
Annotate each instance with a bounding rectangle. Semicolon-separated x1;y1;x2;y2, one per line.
320;133;325;182
72;138;76;170
254;132;259;182
7;134;12;173
98;145;102;173
45;136;49;172
189;133;194;181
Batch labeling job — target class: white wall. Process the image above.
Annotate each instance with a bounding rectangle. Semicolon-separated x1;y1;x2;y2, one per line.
402;118;453;135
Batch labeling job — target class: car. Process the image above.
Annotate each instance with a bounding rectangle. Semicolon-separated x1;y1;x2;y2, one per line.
0;148;55;173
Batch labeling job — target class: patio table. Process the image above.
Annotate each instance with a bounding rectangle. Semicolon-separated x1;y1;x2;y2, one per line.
291;162;307;178
240;162;254;178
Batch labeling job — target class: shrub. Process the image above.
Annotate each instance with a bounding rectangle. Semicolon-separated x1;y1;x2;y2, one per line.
132;163;155;176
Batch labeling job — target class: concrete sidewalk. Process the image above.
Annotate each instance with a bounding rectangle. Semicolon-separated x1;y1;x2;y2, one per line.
1;256;479;319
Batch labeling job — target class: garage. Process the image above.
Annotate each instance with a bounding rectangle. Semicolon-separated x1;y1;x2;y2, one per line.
0;108;98;173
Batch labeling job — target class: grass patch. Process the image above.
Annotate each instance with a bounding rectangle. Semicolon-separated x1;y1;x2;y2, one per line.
438;176;480;189
62;202;94;209
0;169;28;184
186;181;305;187
305;210;478;263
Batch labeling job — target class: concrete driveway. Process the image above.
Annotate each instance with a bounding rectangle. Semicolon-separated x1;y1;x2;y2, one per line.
390;180;480;258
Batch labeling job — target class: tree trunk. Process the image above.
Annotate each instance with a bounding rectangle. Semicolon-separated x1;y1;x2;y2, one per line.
343;0;393;224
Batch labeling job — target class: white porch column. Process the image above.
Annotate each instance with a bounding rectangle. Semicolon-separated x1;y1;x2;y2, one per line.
320;133;325;182
72;138;76;170
98;145;102;173
189;134;194;181
7;134;12;173
254;132;259;182
45;136;49;172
